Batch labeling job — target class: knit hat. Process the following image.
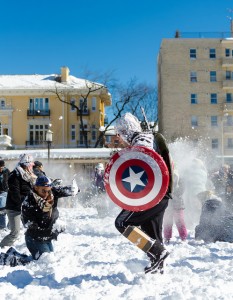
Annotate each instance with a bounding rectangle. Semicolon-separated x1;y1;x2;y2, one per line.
95;163;104;170
19;154;34;166
35;176;52;187
0;160;5;167
115;112;142;144
34;161;43;168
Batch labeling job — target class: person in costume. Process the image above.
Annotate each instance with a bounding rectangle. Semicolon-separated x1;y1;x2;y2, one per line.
114;112;173;274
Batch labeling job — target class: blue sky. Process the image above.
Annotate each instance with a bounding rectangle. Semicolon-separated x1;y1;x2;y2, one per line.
0;0;232;86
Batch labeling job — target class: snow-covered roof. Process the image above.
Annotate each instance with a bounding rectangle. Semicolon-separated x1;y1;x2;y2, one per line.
0;74;95;91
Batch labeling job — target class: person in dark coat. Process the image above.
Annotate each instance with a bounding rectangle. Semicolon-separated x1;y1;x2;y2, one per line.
0;154;36;248
195;191;233;243
33;161;46;177
0;160;10;229
92;163;105;193
21;175;75;259
113;112;173;274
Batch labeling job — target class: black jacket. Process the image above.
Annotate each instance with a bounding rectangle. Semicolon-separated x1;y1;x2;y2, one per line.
0;167;10;193
6;169;32;211
21;186;72;241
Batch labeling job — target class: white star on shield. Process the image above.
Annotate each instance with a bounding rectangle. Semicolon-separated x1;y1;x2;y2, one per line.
122;167;146;192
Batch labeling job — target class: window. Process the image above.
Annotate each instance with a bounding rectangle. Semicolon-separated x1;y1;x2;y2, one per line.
226;115;233;126
28;124;49;144
227;138;233;148
210;71;216;82
91;125;97;140
79;131;88;145
105;136;111;143
70;99;76;111
191;94;197;104
91;97;96;111
190;49;196;59
29;98;49;113
226;93;233;102
0;99;5;108
190;71;197;82
79;98;88;113
209;48;216;58
211;116;218;127
225;49;233;57
71;125;76;141
212;139;218;149
210;93;217;104
226;71;233;80
226;48;231;57
191;116;198;127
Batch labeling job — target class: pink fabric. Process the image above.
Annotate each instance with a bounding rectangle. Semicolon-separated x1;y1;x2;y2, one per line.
163;209;188;241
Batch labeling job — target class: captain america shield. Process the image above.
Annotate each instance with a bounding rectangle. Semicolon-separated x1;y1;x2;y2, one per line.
104;146;169;211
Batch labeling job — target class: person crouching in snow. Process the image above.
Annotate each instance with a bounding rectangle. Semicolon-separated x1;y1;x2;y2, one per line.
163;169;188;243
114;112;173;274
195;191;233;243
21;175;76;259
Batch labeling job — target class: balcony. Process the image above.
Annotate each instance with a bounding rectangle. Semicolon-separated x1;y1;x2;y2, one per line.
223;125;233;134
77;108;89;116
27;109;50;117
222;57;233;68
222;102;233;112
222;80;233;90
0;105;13;112
0;135;12;149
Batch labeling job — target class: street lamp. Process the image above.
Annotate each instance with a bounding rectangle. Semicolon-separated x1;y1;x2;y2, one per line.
99;126;106;148
46;130;53;162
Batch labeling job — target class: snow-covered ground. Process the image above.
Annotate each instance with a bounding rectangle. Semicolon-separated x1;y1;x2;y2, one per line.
0;139;232;299
0;199;233;300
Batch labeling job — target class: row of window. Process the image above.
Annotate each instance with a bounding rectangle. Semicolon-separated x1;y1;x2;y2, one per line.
190;48;233;59
190;93;233;104
191;115;233;127
212;138;233;149
190;70;233;82
29;124;99;144
0;97;97;112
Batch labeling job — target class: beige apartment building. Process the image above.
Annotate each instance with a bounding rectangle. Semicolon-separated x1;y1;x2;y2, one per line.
158;31;233;161
0;66;111;149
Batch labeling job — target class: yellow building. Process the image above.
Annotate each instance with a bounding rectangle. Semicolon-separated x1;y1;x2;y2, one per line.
158;29;233;161
0;66;111;149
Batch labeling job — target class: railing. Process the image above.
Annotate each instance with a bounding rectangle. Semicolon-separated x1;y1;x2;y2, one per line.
77;109;89;116
25;140;47;148
0;106;13;110
176;32;233;39
77;140;91;148
27;109;50;116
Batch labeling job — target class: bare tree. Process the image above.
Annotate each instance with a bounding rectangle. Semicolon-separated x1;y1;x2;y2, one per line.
95;78;157;147
50;80;108;148
51;69;157;148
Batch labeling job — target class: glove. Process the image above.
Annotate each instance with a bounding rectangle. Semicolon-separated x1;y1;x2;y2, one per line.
52;178;63;187
52;220;66;234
